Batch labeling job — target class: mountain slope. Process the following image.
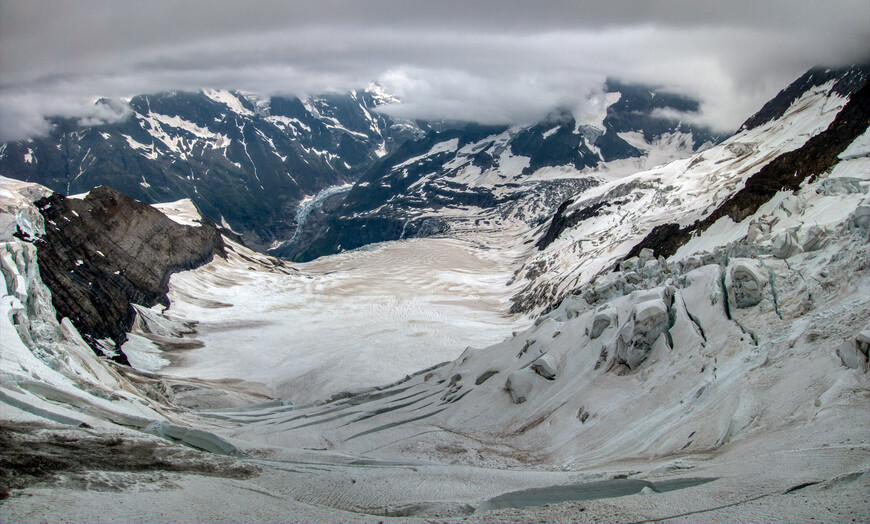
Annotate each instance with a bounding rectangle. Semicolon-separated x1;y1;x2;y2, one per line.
511;64;869;314
0;88;423;251
1;79;723;261
292;81;723;260
1;65;868;522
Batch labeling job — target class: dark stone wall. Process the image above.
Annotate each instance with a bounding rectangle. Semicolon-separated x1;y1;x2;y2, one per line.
30;186;225;363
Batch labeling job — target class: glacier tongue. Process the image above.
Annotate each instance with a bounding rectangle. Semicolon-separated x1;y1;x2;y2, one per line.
157;236;530;404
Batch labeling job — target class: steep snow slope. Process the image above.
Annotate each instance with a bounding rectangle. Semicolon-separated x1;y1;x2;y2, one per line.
510;74;864;314
0;176;263;448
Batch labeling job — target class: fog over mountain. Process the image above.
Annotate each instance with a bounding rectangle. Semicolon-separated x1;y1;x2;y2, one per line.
1;0;868;140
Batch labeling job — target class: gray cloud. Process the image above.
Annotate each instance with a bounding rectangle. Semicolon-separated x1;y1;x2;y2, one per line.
1;0;868;141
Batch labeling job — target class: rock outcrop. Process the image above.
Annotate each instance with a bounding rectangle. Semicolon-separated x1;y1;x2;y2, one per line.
29;186;225;363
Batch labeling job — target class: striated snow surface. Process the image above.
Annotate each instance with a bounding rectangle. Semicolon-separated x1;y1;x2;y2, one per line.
156;234;529;403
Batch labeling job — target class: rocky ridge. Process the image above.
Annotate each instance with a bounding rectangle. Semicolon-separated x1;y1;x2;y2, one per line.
26;186;226;363
623;72;870;260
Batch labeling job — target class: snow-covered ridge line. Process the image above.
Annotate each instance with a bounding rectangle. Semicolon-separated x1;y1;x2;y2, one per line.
202;89;255;116
624;78;870;261
0;85;427;254
509;72;866;316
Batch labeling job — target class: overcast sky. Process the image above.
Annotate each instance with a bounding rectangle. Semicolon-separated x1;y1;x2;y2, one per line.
1;0;868;141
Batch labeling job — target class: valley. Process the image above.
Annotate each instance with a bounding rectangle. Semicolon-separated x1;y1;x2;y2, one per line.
154;235;530;403
1;63;869;523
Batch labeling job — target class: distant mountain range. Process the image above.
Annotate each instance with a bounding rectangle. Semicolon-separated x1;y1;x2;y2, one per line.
1;79;726;258
0;85;424;252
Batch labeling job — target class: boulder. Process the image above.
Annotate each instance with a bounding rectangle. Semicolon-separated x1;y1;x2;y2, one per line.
530;354;557;380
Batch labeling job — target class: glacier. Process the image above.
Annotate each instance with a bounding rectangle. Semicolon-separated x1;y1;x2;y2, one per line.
0;68;868;522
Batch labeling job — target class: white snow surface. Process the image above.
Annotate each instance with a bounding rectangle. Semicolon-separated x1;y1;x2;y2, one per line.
151;198;203;226
158;237;529;403
393;138;460;169
202;89;255;116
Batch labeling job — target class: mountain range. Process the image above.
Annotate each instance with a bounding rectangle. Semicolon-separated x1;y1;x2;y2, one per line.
1;64;869;522
1;79;723;258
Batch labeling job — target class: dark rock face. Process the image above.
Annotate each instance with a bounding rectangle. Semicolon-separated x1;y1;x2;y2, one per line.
509;110;602;174
530;65;870;259
598;79;722;158
535;199;607;250
31;186;225;362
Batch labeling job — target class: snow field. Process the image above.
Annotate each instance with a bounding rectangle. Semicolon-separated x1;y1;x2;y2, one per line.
156;236;530;404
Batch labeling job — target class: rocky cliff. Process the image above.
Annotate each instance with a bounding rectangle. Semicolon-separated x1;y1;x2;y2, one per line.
26;186;225;363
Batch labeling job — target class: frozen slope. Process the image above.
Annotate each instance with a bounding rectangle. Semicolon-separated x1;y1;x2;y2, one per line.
509;76;860;314
165;73;867;520
193;118;869;522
